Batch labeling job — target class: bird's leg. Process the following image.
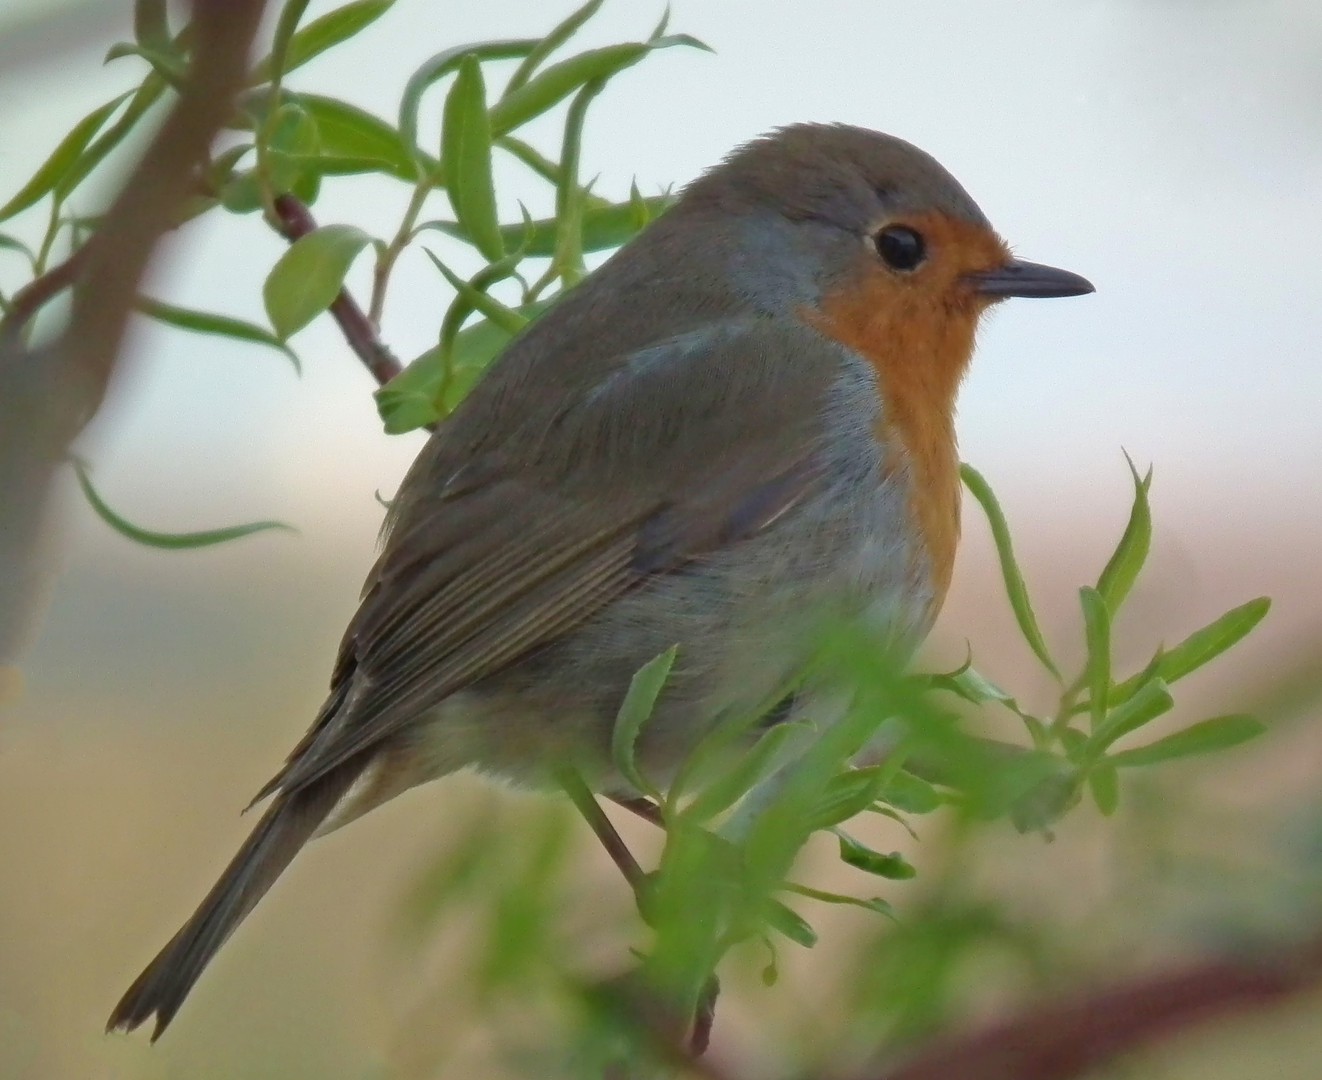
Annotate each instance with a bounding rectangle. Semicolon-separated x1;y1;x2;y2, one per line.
556;766;647;896
557;770;721;1061
607;793;664;827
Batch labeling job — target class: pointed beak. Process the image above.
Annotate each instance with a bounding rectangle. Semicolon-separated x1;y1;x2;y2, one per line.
970;258;1095;299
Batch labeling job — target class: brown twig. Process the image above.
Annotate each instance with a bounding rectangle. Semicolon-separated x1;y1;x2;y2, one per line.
0;247;89;346
862;935;1322;1080
0;0;268;665
270;194;404;386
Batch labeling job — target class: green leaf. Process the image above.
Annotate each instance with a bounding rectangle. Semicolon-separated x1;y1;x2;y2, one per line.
441;56;503;261
506;0;605;96
103;42;186;85
877;770;942;814
422;249;527;334
0;92;131;222
1112;597;1271;701
263;223;371;338
264;101;321;196
422;193;672;257
610;646;678;799
685;721;814;824
786;885;896;921
1096;453;1152;615
398;40;540;167
960;463;1061;680
0;234;35;266
1087;678;1174;755
547;78;606;286
268;0;315;85
836;833;917;880
135;297;300;372
72;460;293;550
294;95;427;181
765;899;817;948
1087;761;1120;815
374;301;550;433
1109;714;1266;769
1079;586;1111;730
926;662;1015;707
250;0;395;85
59;76;168;199
810;767;890;831
489;36;709;138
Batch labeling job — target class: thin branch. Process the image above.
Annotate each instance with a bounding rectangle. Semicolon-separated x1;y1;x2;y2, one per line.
863;935;1322;1080
0;247;88;346
270;194;403;386
0;0;268;666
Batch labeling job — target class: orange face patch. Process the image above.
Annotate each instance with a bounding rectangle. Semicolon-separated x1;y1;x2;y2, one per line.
803;212;1010;611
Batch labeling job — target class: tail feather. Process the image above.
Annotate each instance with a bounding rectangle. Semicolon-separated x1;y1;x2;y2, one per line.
107;759;363;1040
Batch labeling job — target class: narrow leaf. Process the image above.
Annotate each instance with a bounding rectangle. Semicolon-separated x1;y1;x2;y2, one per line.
1109;714;1266;768
1112;597;1272;701
877;770;942;814
786;885;896;920
960;463;1061;679
765;899;817;948
0;92;131;222
375;301;551;433
1079;586;1111;730
72;461;293;550
506;0;605;95
810;767;890;831
263;223;371;338
442;56;503;261
250;0;395;85
136;298;300;372
685;721;814;823
610;646;678;799
1096;453;1153;615
548;78;606;285
421;193;673;257
268;0;315;84
103;42;186;84
489;36;710;138
1087;677;1174;755
1087;761;1120;815
0;234;35;265
836;833;917;880
423;249;527;334
398;40;539;166
59;76;168;199
295;94;427;181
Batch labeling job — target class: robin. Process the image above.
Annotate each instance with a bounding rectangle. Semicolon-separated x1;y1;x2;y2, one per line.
108;122;1093;1037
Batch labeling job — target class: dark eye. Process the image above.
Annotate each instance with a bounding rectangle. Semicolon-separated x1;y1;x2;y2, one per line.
874;225;926;272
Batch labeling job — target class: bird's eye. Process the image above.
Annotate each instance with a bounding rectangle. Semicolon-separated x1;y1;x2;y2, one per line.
873;225;926;272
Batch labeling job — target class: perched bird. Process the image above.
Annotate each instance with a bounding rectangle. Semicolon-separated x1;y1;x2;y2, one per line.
108;123;1093;1038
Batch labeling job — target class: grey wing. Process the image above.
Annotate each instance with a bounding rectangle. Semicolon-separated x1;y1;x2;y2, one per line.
258;319;841;801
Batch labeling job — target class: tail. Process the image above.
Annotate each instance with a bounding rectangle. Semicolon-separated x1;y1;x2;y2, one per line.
107;759;363;1040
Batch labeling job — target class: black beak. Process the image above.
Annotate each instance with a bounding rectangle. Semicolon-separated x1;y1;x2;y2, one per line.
970;258;1095;299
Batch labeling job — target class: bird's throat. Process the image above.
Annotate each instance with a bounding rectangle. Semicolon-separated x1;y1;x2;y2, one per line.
804;286;978;612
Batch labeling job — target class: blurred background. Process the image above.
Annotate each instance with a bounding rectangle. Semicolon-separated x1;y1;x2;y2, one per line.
1;1;1320;1077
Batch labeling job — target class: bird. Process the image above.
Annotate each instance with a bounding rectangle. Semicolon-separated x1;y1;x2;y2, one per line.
107;122;1093;1038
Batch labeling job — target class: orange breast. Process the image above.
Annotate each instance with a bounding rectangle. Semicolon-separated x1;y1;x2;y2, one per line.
804;274;980;614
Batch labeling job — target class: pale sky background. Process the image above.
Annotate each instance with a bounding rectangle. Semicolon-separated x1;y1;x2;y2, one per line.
1;3;1321;1078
